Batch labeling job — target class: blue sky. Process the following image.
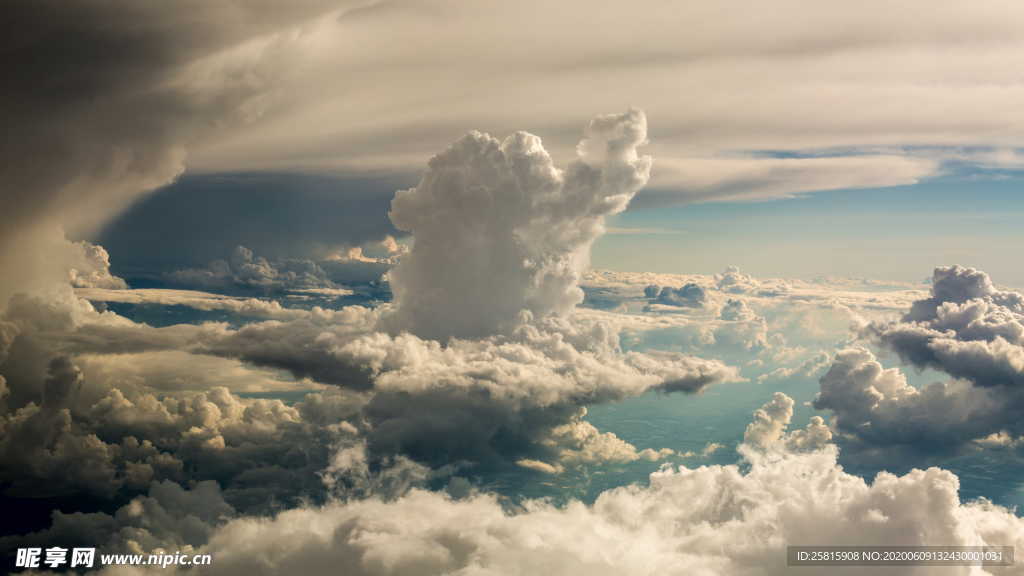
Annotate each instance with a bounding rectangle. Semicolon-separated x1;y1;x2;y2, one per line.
598;172;1024;287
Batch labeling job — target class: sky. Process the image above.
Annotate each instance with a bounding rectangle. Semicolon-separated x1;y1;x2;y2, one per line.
596;174;1024;286
3;1;1024;575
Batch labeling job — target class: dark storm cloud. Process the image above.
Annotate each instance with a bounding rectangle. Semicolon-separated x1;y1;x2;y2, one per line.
0;479;236;556
95;173;406;275
0;0;344;301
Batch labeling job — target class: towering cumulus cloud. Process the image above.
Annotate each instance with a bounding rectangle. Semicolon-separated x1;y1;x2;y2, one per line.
386;110;652;340
0;108;739;500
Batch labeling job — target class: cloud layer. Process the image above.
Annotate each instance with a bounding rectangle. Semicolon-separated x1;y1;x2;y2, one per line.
92;393;1024;576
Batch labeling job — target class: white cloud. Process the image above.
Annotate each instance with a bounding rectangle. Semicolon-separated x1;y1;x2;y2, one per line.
802;266;1024;460
75;350;324;394
66;242;128;290
181;1;1024;203
646;283;709;308
813;346;1020;460
143;392;1024;576
76;288;313;320
384;109;652;340
648;154;939;203
1;261;739;490
744;391;831;453
166;246;341;293
869;265;1024;387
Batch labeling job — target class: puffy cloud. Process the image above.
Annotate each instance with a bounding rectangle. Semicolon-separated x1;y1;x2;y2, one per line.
809;266;1024;459
385;109;651;341
0;319;17;364
149;392;1024;576
869;265;1024;387
333;318;737;467
0;357;124;498
0;297;364;509
0;268;738;495
0;106;749;552
0;374;362;512
813;347;1018;459
66;242;128;290
317;237;406;286
86;383;363;511
584;268;919;318
524;408;675;473
678;442;725;459
719;298;756;321
586;273;848;373
166;246;341;294
649;283;709;308
716;265;760;295
2;480;235;555
639;267;784;314
318;440;435;502
743;391;831;453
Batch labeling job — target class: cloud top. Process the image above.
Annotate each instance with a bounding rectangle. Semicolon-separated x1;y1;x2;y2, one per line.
386;110;651;340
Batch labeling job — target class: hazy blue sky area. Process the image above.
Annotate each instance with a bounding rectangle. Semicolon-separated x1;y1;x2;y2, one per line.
599;171;1024;288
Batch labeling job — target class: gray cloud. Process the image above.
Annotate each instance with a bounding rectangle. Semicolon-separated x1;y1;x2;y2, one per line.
179;1;1024;206
1;479;235;556
647;283;709;308
165;246;337;293
808;265;1024;463
869;265;1024;387
201;313;738;467
0;268;739;513
814;347;1013;454
143;392;1024;576
0;354;364;519
0;0;347;302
